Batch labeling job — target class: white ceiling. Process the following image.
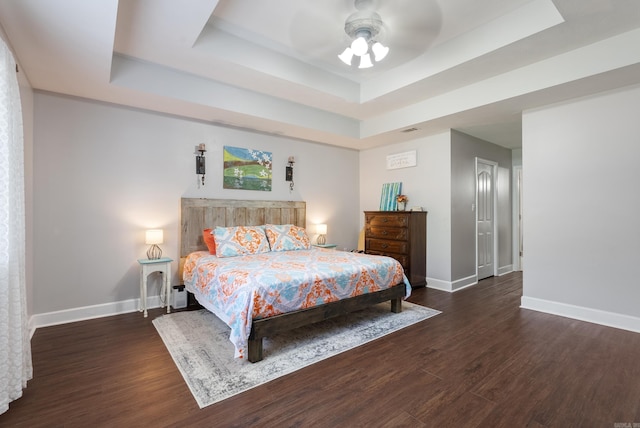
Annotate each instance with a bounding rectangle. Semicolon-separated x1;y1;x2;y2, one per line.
1;0;639;150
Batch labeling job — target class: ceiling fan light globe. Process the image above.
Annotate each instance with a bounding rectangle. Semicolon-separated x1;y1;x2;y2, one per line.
372;42;389;61
358;53;373;68
338;47;354;65
351;36;369;56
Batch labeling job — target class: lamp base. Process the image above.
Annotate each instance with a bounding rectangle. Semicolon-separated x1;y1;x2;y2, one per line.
147;244;162;260
317;234;326;245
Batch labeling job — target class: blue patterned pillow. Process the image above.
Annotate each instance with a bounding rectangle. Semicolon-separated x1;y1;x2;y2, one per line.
265;224;310;252
213;226;270;257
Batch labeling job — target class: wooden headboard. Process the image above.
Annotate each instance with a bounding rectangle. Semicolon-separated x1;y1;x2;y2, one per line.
180;198;306;258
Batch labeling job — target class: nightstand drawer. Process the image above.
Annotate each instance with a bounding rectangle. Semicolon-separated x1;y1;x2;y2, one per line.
366;238;407;254
366;214;408;228
366;226;408;241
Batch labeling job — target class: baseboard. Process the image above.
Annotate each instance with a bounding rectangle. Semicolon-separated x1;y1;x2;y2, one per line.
426;275;478;293
520;296;640;333
451;275;478;292
28;317;36;339
497;265;513;276
426;278;453;292
29;295;168;330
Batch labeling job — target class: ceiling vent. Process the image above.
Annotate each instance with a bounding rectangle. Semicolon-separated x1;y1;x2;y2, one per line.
401;127;418;133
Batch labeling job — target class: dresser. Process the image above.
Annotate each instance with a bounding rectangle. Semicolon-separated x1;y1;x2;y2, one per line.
364;211;427;287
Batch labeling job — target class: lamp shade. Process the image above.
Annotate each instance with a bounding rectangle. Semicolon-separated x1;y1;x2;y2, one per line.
350;36;368;56
338;47;354;65
358;53;373;69
372;42;389;61
145;229;163;245
315;224;327;235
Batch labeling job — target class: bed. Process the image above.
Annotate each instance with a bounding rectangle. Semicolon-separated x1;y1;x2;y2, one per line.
180;198;410;362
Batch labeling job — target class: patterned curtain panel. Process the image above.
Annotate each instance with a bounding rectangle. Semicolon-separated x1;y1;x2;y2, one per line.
0;39;32;415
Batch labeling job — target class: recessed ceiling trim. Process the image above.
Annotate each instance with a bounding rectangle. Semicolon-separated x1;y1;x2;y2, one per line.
361;0;565;102
194;23;360;103
361;27;640;138
110;54;360;137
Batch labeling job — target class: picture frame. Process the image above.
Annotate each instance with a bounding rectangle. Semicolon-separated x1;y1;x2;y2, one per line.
379;182;402;211
223;146;272;191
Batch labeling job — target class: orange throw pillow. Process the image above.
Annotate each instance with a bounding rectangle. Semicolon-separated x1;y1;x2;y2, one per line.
203;228;216;255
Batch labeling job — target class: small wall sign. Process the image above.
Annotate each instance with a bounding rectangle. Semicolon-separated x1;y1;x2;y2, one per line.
386;150;416;170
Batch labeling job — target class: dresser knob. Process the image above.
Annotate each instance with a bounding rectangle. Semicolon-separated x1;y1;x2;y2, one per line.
381;244;388;249
382;230;388;235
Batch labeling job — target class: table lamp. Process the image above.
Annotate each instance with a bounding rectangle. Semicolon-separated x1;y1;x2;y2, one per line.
145;229;163;260
316;224;327;245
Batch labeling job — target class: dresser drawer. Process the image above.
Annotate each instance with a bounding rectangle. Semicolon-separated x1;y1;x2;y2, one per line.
365;226;408;241
366;250;409;269
364;211;427;288
366;214;408;228
366;238;407;254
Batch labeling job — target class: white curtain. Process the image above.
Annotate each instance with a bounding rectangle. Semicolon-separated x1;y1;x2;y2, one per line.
0;39;32;415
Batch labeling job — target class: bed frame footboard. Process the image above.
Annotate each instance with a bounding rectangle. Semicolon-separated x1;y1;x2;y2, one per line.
247;283;405;363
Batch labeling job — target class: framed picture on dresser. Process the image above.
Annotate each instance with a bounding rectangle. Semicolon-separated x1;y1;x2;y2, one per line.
379;182;402;211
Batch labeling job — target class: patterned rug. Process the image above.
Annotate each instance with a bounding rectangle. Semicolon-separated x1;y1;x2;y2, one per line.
152;301;440;408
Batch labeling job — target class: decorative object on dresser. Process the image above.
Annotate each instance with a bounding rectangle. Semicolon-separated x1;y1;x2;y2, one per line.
396;194;408;211
379;182;402;211
364;211;427;287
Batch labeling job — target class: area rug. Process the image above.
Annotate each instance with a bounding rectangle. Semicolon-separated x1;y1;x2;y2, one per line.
152;301;440;408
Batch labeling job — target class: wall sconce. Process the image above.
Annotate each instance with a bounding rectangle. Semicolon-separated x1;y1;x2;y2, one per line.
145;229;163;260
196;143;206;186
286;156;294;191
315;223;327;245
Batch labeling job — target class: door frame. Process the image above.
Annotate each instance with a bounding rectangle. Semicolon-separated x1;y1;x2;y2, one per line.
512;165;523;271
475;157;498;279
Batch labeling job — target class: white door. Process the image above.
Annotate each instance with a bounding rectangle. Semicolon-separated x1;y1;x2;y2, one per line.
477;160;496;280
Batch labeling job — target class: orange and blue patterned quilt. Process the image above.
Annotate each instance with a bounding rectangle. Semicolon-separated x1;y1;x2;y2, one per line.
183;247;411;359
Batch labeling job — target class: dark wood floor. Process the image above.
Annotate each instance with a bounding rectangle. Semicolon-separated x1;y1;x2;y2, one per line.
2;271;639;427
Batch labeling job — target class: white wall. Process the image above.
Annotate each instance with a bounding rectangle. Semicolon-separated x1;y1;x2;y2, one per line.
522;84;640;331
359;132;452;284
32;93;360;322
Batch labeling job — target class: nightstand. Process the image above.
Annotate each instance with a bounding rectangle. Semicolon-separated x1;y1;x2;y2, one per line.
138;257;172;317
313;244;337;249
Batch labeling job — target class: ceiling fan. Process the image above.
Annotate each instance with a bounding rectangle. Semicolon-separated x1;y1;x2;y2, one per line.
287;0;439;75
337;0;389;69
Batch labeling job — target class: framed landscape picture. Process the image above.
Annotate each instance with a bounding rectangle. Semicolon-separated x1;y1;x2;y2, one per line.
223;146;272;191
